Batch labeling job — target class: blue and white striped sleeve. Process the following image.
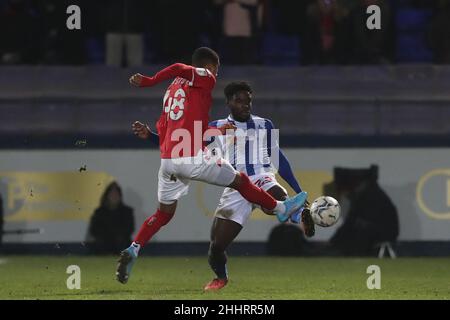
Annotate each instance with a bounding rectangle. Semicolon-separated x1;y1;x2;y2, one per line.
266;118;303;193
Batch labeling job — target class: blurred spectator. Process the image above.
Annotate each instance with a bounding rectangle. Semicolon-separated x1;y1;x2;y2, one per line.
0;0;447;66
428;0;450;64
272;0;307;35
348;0;394;64
87;182;134;255
0;0;40;64
202;0;225;52
267;223;308;256
329;165;399;256
33;1;59;64
33;0;87;65
302;0;350;65
215;0;264;64
104;0;146;67
151;0;205;63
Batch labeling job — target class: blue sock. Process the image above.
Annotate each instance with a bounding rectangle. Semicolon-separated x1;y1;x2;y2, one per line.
290;208;303;224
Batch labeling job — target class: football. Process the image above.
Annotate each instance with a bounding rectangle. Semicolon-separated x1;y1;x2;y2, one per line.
310;196;341;227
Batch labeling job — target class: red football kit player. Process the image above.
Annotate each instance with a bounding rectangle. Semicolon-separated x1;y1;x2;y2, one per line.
141;61;216;159
116;47;308;290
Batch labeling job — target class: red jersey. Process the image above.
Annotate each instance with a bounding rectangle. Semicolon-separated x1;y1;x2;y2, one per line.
139;63;216;158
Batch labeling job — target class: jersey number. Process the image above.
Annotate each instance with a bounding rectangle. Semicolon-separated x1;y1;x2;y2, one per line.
163;88;185;121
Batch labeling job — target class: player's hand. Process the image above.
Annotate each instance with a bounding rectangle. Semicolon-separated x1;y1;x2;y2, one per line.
129;73;144;87
218;123;236;135
132;121;151;139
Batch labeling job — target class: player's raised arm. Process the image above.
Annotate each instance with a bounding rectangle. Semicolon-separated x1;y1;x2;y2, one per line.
278;149;303;194
269;120;311;225
129;63;193;88
130;48;219;91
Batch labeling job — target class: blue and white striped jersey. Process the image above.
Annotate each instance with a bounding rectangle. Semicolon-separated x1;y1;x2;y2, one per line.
208;115;280;177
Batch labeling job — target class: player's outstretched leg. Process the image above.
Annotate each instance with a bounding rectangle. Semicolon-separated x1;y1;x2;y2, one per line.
116;208;174;284
231;173;307;222
276;191;308;223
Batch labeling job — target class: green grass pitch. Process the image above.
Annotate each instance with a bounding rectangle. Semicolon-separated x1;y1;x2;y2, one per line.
0;256;449;299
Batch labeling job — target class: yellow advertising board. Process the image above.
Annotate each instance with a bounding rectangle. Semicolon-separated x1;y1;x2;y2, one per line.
0;171;115;222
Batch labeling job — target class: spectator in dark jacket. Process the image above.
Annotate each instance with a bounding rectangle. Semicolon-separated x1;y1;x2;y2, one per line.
303;0;350;65
330;165;399;256
87;182;134;254
214;0;264;64
348;0;394;64
104;0;146;66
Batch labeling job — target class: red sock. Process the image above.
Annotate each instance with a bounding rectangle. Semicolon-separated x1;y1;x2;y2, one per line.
133;209;173;246
235;173;277;210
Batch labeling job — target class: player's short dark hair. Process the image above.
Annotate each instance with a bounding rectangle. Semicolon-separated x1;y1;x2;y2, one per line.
224;81;253;101
192;47;219;67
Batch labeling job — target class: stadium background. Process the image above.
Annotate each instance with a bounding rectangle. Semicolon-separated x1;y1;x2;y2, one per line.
0;1;450;251
0;0;449;300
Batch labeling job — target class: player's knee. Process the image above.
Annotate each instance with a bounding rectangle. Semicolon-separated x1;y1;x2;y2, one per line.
158;201;177;215
267;185;288;201
228;173;241;189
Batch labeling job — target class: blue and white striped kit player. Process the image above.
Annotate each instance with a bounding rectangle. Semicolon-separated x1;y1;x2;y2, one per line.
207;114;306;226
